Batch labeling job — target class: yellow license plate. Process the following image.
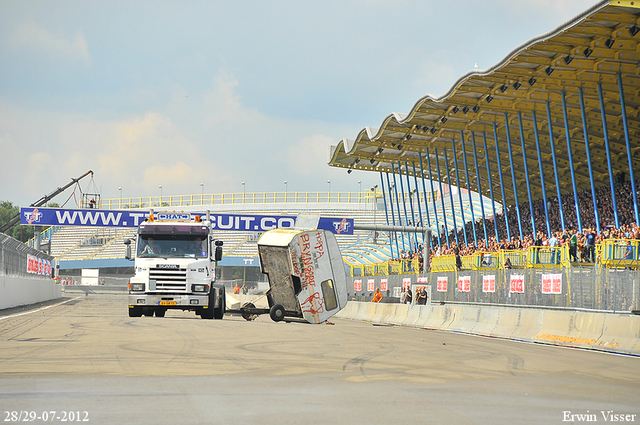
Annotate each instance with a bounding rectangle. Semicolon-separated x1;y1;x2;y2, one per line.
159;301;176;306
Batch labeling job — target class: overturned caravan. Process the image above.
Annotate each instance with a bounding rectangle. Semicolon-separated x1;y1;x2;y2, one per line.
244;227;348;324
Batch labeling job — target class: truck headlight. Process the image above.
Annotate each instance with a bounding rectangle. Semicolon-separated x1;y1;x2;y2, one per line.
131;283;144;292
192;284;208;292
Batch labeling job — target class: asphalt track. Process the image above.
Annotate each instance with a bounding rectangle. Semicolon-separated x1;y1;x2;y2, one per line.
0;294;638;425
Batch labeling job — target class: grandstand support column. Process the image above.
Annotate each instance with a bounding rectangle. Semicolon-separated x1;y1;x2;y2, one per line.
384;172;400;258
503;114;523;240
397;161;413;252
470;132;489;244
34;226;41;251
546;101;566;232
459;131;478;247
442;148;459;246
379;172;394;259
411;162;426;248
390;165;407;253
493;123;511;241
426;148;442;248
561;91;583;233
434;150;450;247
451;139;468;246
403;161;418;252
597;82;620;229
617;72;640;226
482;132;500;242
418;154;434;250
532;110;551;237
518;112;537;239
578;87;601;232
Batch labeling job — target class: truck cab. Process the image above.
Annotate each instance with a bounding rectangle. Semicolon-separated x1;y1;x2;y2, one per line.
126;211;225;319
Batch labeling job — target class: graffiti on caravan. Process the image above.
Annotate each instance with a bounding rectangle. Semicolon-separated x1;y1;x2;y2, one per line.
20;207;297;231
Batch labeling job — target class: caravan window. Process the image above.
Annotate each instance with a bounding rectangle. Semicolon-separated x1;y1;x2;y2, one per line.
321;279;338;311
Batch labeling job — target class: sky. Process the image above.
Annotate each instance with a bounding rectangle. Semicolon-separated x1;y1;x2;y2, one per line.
0;0;600;207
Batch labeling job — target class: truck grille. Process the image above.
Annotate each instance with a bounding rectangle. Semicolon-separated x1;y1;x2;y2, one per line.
150;267;187;292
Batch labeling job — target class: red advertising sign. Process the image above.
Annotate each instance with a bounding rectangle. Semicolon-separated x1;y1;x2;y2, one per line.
27;254;51;276
417;277;428;284
367;279;375;292
402;278;412;290
510;275;525;293
541;273;562;294
457;275;470;292
482;275;496;293
437;276;448;292
380;279;388;291
354;279;362;291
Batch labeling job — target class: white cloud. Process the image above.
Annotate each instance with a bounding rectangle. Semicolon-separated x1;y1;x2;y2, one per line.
9;20;90;63
288;135;335;176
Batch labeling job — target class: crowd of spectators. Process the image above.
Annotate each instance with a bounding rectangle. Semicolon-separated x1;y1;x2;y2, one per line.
390;176;640;264
439;176;640;259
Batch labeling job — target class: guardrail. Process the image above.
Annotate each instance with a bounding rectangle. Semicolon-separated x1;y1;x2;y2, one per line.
98;190;384;209
350;259;419;276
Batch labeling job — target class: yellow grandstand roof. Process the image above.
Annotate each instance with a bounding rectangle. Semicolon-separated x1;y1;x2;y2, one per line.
329;0;640;208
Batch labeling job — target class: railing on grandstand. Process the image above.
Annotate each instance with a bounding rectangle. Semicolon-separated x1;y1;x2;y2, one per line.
350;258;419;277
362;240;640;276
99;190;383;209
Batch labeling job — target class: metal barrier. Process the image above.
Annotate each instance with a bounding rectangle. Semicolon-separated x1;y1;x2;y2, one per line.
601;239;640;270
426;266;639;312
0;233;54;278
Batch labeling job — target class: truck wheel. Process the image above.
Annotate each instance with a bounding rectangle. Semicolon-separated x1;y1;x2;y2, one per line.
214;291;225;320
129;306;143;317
142;307;154;317
241;302;257;321
155;308;166;317
269;304;285;322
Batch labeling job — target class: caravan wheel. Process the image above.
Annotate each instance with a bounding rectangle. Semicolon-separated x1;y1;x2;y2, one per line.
269;304;285;322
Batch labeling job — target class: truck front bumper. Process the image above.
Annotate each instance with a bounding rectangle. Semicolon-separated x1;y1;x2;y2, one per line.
129;293;210;309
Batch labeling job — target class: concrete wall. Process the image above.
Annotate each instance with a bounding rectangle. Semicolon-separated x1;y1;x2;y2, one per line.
336;301;640;356
0;275;62;310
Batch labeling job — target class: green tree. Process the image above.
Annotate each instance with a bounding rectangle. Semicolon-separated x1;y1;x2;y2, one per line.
0;200;34;242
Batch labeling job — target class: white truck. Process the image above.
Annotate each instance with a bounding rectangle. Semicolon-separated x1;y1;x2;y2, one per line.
126;211;225;319
240;226;348;324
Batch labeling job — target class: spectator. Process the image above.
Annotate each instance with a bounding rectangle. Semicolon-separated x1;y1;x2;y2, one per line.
372;288;383;303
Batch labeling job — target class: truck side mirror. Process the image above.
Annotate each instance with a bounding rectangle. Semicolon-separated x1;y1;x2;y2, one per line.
214;240;223;262
124;239;132;260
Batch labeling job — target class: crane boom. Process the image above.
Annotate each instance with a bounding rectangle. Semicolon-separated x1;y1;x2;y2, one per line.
0;170;94;234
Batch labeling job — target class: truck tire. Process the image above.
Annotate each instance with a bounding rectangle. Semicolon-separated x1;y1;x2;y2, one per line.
213;291;225;320
142;307;154;317
269;304;285;322
201;290;216;319
201;306;214;319
155;308;166;317
129;306;143;317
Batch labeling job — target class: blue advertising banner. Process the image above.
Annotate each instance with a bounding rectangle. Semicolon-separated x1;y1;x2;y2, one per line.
20;207;354;235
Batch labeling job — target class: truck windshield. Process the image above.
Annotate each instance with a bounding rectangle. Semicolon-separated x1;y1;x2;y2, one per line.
137;234;207;258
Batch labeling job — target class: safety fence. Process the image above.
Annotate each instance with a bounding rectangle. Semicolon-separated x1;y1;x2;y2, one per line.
348;266;640;312
0;233;54;278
